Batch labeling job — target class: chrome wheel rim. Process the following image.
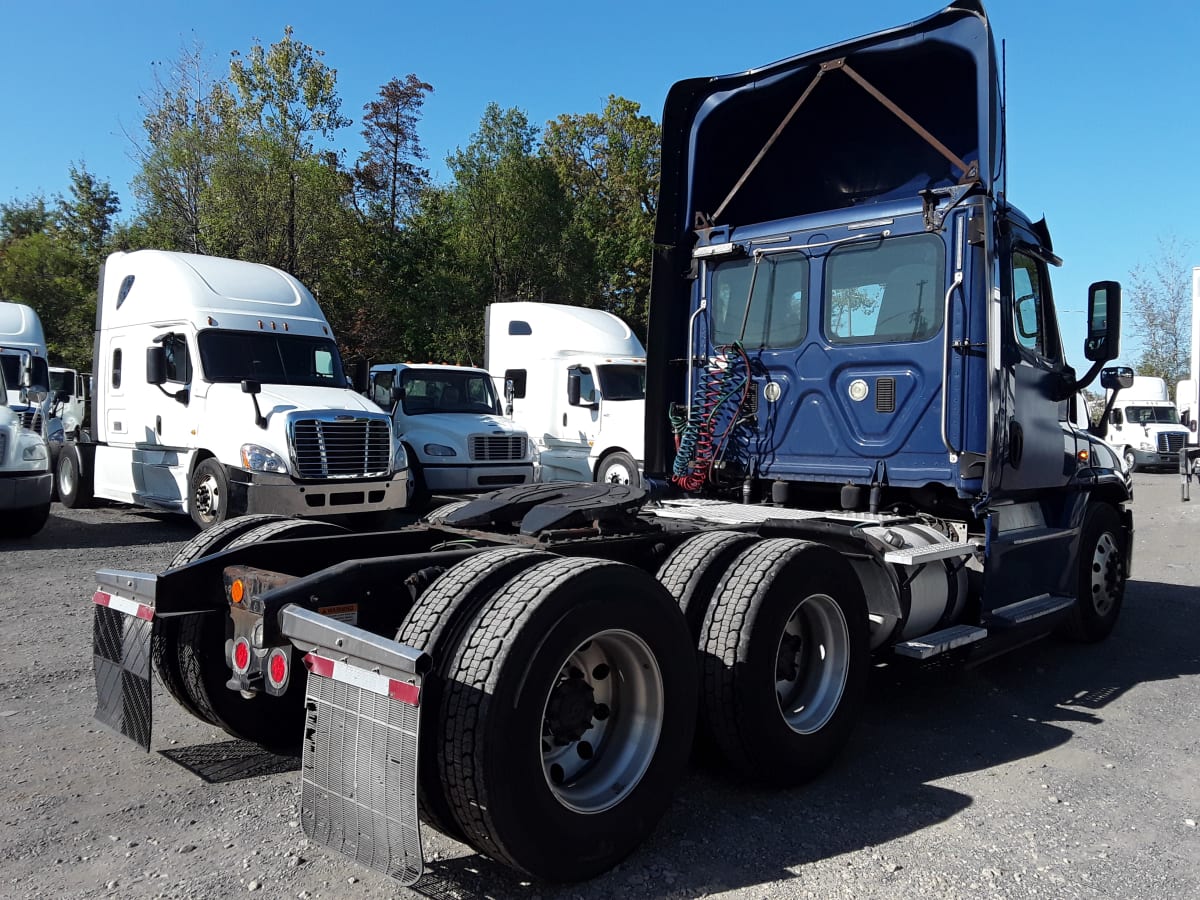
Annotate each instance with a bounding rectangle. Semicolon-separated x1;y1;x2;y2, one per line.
57;455;74;497
540;629;663;813
775;594;850;734
1090;531;1121;617
195;473;221;521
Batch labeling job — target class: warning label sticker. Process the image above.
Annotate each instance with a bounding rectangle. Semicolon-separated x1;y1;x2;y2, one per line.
317;603;359;626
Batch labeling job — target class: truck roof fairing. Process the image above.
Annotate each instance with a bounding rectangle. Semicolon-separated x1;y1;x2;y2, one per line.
655;0;1000;244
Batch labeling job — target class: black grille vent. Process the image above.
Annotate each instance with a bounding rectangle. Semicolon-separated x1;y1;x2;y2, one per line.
0;431;7;461
1158;432;1185;453
291;418;391;479
471;435;525;462
875;377;896;413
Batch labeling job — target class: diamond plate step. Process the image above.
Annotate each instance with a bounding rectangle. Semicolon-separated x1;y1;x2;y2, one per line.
893;624;988;660
883;538;982;566
988;593;1074;626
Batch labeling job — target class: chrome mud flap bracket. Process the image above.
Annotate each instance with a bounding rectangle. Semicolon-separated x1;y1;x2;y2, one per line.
280;605;432;887
92;570;160;751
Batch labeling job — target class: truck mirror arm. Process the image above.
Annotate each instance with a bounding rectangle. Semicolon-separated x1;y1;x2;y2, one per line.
151;384;190;405
241;379;268;429
1089;384;1124;438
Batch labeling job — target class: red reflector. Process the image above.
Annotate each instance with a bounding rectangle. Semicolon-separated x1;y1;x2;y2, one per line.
269;651;288;686
304;653;334;679
233;639;251;673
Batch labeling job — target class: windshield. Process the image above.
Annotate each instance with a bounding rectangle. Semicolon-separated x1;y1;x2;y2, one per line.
597;364;646;401
0;353;50;394
400;369;501;416
826;233;944;343
1125;405;1181;425
197;330;347;388
49;370;73;393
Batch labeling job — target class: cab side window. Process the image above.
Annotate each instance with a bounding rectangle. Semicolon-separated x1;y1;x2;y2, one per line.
1011;252;1059;362
163;334;191;383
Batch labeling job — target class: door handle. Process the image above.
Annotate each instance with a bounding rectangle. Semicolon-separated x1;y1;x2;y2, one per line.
156;415;162;436
563;413;567;427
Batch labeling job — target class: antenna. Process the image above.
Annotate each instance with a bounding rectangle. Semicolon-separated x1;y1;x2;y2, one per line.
1000;39;1008;200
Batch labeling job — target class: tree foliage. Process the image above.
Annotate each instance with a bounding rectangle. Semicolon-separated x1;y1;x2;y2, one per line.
1;27;665;374
1126;236;1193;386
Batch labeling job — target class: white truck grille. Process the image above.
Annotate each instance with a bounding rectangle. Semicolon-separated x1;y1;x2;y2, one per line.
471;435;525;461
290;417;391;479
1158;433;1185;454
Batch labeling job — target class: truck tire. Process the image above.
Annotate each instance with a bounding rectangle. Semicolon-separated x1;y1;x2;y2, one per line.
1122;447;1137;473
156;514;295;724
176;518;347;750
1060;503;1126;643
699;538;869;785
656;530;758;640
0;501;50;538
595;450;638;486
394;546;554;838
405;448;430;512
189;457;230;529
439;557;696;882
55;444;93;509
422;499;471;524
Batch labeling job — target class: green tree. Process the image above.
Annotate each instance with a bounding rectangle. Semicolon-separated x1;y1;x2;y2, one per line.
542;95;660;331
1126;236;1192;385
354;75;434;232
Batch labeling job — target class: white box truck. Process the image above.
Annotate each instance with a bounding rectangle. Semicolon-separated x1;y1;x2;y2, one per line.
55;250;408;528
485;302;646;485
367;362;533;507
1104;374;1189;471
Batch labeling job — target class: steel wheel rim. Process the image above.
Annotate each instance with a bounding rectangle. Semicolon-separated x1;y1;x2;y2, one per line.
1090;531;1121;616
57;454;74;497
601;461;633;485
775;594;850;735
540;628;663;813
195;473;221;521
1123;449;1135;470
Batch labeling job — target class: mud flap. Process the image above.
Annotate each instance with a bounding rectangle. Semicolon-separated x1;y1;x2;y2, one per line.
92;593;155;751
281;605;430;886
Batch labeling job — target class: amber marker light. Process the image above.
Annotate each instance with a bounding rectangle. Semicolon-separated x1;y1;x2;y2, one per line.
1077;449;1090;464
231;579;245;604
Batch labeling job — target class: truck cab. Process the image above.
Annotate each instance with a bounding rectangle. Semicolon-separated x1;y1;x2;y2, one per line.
49;366;88;438
486;302;647;485
58;251;408;528
0;347;52;537
0;302;63;449
368;362;533;506
1104;375;1189;472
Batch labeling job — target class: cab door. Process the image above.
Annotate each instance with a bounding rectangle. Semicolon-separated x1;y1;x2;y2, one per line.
996;245;1072;495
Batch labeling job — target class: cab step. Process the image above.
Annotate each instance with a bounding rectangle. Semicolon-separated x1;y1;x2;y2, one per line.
893;624;988;660
883;538;982;566
988;593;1074;627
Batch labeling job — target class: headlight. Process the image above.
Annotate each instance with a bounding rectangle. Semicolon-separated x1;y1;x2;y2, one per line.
240;443;288;474
1138;442;1153;451
22;443;47;462
423;443;457;457
393;442;408;471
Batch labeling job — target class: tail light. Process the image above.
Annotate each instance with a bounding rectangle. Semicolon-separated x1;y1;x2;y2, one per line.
265;647;291;695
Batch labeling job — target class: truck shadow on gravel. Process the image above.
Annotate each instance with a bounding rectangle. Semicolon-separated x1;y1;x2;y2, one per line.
19;507;198;550
407;577;1198;899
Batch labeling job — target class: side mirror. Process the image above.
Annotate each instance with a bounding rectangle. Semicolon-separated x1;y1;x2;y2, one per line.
241;379;262;395
351;359;370;395
56;390;71;404
146;346;167;385
20;367;32;388
1084;281;1122;362
1100;366;1134;391
567;371;581;406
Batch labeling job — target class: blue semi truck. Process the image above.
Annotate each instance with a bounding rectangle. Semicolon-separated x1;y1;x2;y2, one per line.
91;0;1133;885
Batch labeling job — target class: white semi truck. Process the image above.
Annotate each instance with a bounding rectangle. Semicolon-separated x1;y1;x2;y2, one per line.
486;301;646;485
49;365;88;438
1103;375;1189;471
0;342;53;538
89;2;1135;888
56;250;409;528
367;362;534;507
0;301;63;448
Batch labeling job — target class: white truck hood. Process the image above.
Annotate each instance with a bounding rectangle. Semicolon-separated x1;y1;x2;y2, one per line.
394;412;527;443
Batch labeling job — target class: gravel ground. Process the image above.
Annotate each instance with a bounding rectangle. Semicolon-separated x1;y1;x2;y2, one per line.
0;475;1197;899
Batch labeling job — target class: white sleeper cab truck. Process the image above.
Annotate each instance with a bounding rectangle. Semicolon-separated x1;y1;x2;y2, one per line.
56;250;408;528
368;362;533;507
49;366;88;438
0;302;63;448
1104;375;1189;471
486;301;646;485
0;347;52;537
